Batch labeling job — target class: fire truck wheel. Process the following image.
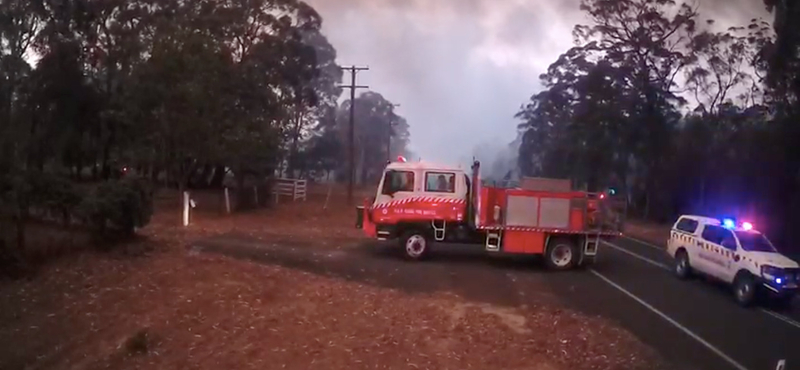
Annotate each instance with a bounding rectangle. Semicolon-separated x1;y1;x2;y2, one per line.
545;238;578;270
401;231;430;260
733;272;757;307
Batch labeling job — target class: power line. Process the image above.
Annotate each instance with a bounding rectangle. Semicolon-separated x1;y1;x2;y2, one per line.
387;104;400;163
338;65;369;204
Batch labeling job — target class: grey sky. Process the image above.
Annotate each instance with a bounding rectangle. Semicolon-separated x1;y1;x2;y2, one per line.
306;0;770;166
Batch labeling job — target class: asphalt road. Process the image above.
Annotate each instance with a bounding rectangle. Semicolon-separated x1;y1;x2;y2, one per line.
594;237;800;370
193;234;800;370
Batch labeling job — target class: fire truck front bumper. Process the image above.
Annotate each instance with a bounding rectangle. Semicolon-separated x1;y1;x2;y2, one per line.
356;204;378;238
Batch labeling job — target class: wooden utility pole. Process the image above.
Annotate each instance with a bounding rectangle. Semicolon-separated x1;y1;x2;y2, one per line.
339;65;369;204
387;104;400;162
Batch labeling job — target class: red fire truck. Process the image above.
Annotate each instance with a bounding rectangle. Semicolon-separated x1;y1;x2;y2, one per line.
355;157;625;270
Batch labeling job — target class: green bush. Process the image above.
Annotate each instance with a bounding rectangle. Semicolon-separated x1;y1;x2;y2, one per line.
78;177;154;239
29;173;84;223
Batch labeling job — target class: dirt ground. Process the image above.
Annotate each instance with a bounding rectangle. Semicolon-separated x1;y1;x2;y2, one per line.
0;184;674;370
153;184;372;249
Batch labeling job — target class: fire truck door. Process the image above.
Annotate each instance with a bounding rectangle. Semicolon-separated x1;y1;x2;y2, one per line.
375;169;417;205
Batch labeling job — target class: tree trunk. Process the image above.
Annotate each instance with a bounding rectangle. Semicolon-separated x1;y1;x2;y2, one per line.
101;142;111;180
235;165;247;211
75;153;83;181
15;205;27;255
699;177;706;211
209;165;226;188
287;106;304;176
194;164;213;188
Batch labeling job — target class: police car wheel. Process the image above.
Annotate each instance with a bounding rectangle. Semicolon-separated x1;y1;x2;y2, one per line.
733;274;757;306
674;250;692;279
401;231;430;260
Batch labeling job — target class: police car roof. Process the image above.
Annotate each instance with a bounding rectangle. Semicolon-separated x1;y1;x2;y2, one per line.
679;215;764;233
679;215;721;225
386;160;464;173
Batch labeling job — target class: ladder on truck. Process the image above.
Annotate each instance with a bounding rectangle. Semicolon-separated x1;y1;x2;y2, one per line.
583;191;623;262
486;230;501;252
583;230;600;262
583;193;603;262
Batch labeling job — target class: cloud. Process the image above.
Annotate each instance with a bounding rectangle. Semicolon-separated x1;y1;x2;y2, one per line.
305;0;770;165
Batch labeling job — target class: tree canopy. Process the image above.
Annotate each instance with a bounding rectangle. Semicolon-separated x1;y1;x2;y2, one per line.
0;0;410;253
516;0;800;247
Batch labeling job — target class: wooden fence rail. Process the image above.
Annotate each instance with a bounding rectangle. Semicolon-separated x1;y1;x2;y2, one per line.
273;178;307;203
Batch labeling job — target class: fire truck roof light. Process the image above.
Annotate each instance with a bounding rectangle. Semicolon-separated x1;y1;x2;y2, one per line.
742;222;753;231
396;156;407;163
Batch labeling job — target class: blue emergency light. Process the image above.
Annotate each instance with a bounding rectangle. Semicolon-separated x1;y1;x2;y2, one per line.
722;218;735;229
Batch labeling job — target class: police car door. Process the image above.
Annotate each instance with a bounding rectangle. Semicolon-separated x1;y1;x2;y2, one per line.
717;231;740;283
698;225;733;281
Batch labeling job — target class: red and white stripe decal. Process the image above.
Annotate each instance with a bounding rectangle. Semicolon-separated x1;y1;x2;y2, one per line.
673;231;758;266
372;196;467;209
671;232;693;243
479;225;621;236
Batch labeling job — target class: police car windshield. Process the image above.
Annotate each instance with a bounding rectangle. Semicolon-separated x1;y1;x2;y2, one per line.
734;232;777;253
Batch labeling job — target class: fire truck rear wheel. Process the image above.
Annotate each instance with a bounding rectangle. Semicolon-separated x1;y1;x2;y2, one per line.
401;231;430;260
545;238;578;271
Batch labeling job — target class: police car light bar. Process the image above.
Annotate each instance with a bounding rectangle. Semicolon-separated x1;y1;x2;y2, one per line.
722;218;735;229
742;222;753;231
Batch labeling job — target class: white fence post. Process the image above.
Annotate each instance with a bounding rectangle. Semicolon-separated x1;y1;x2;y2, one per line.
224;187;231;214
182;191;190;226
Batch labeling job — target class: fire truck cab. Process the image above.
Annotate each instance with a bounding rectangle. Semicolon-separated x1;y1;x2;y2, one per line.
368;159;479;246
373;160;468;211
356;158;624;270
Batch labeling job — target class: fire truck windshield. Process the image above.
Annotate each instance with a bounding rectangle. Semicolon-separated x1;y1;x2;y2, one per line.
734;231;778;253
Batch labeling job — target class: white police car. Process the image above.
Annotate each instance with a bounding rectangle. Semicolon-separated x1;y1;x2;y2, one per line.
667;215;799;307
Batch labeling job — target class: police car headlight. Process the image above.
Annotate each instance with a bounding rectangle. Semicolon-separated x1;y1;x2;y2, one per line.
761;265;783;281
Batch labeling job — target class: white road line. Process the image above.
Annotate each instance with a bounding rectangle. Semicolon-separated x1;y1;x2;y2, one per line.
588;269;751;370
759;308;800;330
605;240;800;332
623;235;666;251
602;241;670;271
